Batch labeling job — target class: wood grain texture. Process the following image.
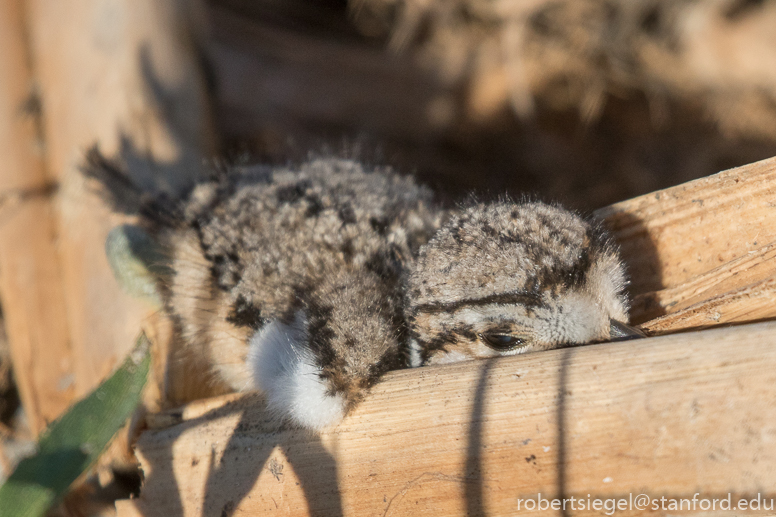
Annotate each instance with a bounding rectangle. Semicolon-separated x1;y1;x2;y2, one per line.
641;276;776;334
630;241;776;324
596;156;776;329
119;322;776;517
0;0;73;433
597;156;776;295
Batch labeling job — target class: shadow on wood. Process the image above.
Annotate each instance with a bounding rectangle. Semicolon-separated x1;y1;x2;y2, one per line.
119;321;776;516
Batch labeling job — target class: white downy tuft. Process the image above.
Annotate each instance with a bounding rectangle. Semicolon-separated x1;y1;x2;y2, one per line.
247;311;346;430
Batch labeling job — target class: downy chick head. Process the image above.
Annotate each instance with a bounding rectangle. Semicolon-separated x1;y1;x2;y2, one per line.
406;201;637;366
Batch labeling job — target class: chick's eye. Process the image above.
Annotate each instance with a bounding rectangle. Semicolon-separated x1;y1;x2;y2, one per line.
479;333;526;351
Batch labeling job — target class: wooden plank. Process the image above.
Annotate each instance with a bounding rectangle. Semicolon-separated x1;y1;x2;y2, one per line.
24;0;215;406
119;322;776;517
0;0;73;433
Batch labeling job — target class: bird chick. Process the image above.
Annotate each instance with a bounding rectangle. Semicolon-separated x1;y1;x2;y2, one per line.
86;152;441;430
89;149;640;430
406;201;640;366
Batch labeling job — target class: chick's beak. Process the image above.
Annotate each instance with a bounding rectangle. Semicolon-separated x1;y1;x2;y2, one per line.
609;319;646;341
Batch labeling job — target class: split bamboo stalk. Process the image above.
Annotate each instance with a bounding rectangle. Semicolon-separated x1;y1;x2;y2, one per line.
117;321;776;517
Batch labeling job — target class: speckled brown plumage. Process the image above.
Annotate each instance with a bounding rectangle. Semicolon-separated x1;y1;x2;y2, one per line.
86;152;443;428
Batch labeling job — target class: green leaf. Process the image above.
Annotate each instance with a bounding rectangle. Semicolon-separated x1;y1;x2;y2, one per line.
0;334;150;517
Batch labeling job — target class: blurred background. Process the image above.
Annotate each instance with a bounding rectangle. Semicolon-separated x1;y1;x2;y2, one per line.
209;0;776;207
1;0;775;514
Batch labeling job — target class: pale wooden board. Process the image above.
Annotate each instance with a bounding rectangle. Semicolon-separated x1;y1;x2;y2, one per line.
22;0;215;411
120;322;776;517
0;0;73;433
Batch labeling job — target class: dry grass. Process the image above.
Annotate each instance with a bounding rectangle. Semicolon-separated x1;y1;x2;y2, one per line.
350;0;776;139
211;0;776;210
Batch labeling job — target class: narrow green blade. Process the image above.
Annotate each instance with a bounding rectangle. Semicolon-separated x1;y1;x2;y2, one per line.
0;334;150;517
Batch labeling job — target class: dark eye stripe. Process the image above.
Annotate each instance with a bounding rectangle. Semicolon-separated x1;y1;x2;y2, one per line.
412;292;545;315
